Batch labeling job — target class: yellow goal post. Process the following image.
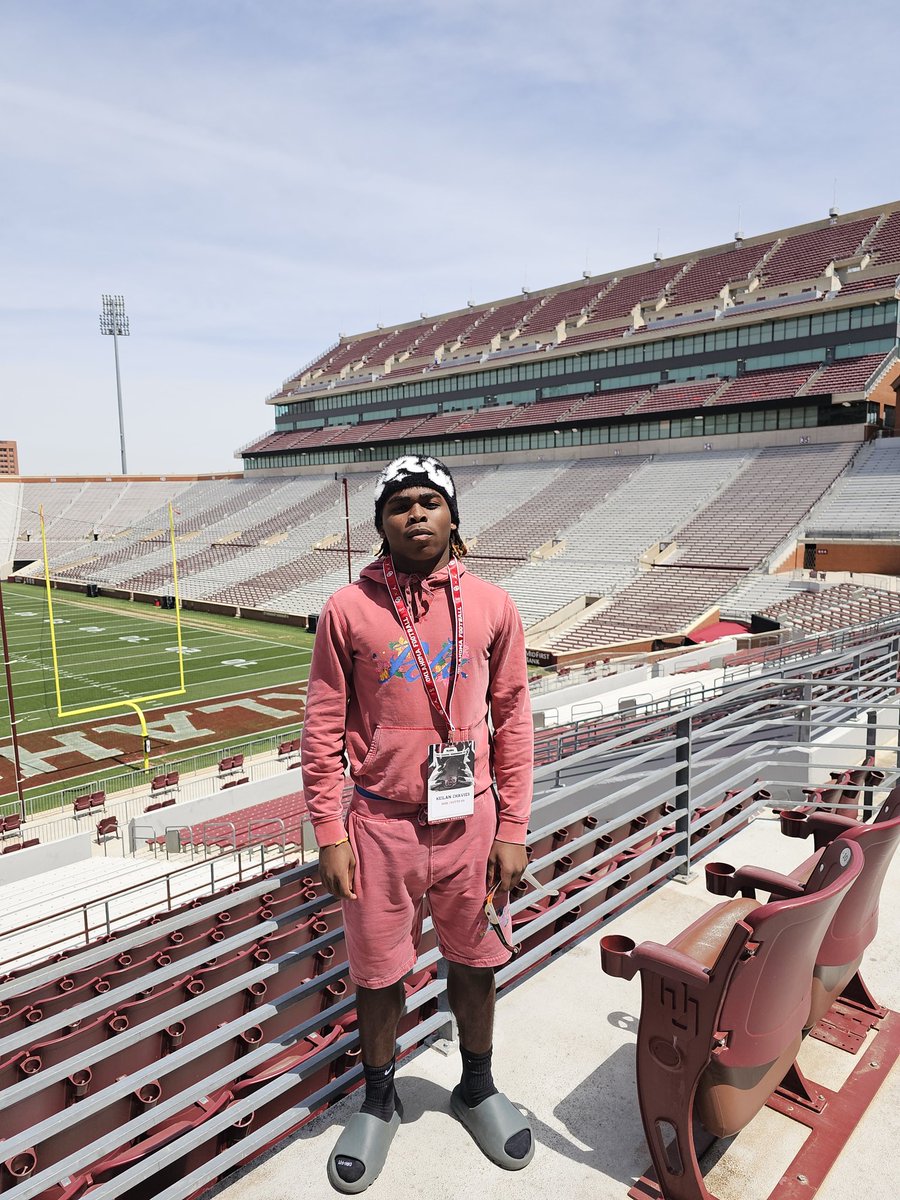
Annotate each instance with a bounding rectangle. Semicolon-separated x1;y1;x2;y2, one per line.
39;501;186;770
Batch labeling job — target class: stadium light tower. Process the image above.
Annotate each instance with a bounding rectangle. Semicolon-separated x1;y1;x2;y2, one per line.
99;294;130;474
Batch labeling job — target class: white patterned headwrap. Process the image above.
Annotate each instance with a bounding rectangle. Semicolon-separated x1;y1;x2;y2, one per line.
374;455;455;503
373;455;459;528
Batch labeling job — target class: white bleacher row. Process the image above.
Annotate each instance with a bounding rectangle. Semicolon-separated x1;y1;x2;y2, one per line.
537;444;857;646
114;479;318;589
501;451;751;624
263;552;378;615
0;479;22;566
53;480;171;533
259;462;599;615
177;477;309;539
804;439;900;537
15;479;198;576
548;567;742;650
451;461;572;537
151;478;359;597
19;481;91;536
257;465;502;613
96;543;181;584
100;479;195;530
129;477;349;597
468;459;609;564
0;450;789;628
28;478;282;572
669;443;859;570
0;853;257;970
124;479;290;555
177;542;321;601
177;477;377;602
15;467;521;595
19;539;177;585
13;477;325;581
1;441;870;636
741;581;900;637
151;477;281;533
473;457;657;620
19;479;194;544
718;573;808;617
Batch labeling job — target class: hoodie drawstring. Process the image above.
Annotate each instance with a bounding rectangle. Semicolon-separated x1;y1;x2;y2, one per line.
404;575;435;622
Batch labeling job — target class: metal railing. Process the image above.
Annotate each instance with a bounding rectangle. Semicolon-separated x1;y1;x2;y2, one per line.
0;847;292;974
0;621;898;1199
0;725;303;825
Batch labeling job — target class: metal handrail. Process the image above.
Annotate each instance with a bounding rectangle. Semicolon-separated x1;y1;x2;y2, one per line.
198;819;236;858
0;843;280;972
248;815;286;852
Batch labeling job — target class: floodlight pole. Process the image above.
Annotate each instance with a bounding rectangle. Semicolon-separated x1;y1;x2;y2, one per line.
99;294;130;475
0;577;27;821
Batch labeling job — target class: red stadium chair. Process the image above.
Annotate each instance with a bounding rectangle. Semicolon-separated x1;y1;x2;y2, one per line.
601;837;863;1200
96;815;119;844
227;1025;344;1158
776;784;900;1046
0;814;22;840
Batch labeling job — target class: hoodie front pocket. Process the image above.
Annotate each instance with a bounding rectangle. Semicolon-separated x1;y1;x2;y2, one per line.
358;725;383;774
356;724;444;806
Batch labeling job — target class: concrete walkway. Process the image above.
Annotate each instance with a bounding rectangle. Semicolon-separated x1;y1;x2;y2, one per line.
210;808;900;1200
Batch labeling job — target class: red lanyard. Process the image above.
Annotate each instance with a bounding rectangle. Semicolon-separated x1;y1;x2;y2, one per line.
382;556;464;734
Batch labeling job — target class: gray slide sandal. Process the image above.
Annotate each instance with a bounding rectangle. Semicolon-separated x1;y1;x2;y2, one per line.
450;1085;535;1170
326;1104;403;1194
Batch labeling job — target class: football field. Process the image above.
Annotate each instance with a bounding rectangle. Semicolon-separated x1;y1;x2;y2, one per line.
0;585;314;740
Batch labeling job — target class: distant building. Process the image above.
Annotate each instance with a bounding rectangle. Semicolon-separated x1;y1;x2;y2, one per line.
0;441;18;475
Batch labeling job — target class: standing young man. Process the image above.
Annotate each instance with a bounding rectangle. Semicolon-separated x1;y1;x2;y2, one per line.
301;455;534;1193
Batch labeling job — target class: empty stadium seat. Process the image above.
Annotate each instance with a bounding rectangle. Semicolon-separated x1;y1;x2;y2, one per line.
95;816;119;845
0;815;22;841
73;792;106;819
226;1024;344;1158
601;836;863;1200
776;785;900;1042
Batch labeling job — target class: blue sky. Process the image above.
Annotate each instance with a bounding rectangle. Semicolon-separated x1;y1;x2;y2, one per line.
2;1;898;475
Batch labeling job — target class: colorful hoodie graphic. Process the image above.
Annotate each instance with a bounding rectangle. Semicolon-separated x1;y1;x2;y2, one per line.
301;559;533;847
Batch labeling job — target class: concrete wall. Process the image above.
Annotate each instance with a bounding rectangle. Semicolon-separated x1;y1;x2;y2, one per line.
0;832;93;885
531;666;651;724
803;543;900;576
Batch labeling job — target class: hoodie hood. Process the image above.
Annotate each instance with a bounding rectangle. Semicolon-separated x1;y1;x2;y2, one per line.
359;557;467;620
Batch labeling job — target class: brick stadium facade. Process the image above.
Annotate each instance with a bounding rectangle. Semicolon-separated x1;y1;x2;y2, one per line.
0;439;19;475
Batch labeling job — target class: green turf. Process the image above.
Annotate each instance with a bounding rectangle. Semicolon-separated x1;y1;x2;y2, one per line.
0;586;314;739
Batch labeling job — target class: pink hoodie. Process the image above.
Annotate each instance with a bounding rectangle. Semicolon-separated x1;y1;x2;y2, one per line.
301;558;533;847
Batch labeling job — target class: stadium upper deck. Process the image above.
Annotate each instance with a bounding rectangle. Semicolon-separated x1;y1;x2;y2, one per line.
242;201;900;471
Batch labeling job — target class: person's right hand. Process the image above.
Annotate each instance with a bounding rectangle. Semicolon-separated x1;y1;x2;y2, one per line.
318;841;357;900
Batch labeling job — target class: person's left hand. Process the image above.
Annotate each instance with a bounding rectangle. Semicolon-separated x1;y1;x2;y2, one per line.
487;839;528;893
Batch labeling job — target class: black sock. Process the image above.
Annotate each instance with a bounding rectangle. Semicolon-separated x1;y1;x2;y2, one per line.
459;1047;532;1160
459;1045;498;1108
334;1060;400;1185
360;1057;399;1121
